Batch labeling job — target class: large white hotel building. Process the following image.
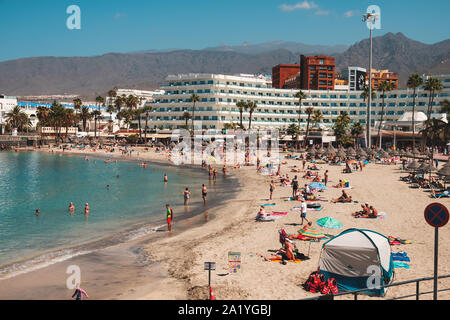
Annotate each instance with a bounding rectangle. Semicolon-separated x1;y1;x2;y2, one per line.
145;73;449;131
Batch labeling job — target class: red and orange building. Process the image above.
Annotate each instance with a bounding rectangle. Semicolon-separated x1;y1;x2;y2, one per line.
300;55;335;90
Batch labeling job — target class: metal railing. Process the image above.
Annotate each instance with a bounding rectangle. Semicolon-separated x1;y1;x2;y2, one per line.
302;274;450;300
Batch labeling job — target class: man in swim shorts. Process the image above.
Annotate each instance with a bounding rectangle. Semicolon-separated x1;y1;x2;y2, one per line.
202;184;207;205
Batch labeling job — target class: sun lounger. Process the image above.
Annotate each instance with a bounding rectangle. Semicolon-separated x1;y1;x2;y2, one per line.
431;190;449;199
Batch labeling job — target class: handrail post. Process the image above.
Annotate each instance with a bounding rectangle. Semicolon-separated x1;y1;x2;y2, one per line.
416;280;420;300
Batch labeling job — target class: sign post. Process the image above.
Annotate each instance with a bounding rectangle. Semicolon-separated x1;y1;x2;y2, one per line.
204;262;216;289
424;202;449;300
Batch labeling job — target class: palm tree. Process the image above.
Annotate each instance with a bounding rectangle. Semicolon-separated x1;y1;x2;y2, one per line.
73;98;82;127
361;85;376;103
79;107;92;132
134;107;144;140
333;112;351;146
236;101;246;129
114;95;124;113
423;77;443;147
440;99;450;118
246;101;258;129
106;105;115;133
125;95;139;110
182;111;191;128
223;122;238;130
49;101;66;142
287;123;300;147
36;106;50;128
91;110;102;138
407;73;423;150
350;122;365;148
107;89;117;106
142;105;153;142
312;109;323;128
190;93;200;132
62;108;75;136
377;80;395;148
5;106;25;132
295;90;307;129
303;107;314;148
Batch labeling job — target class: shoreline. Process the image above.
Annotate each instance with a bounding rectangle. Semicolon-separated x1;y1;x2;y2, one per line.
0;146;243;299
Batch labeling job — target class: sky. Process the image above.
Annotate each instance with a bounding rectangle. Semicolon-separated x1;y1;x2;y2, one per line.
0;0;449;61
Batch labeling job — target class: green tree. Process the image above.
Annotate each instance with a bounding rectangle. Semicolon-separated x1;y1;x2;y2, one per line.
377;80;395;148
407;73;423;150
423;77;443;146
246;101;258;129
333;111;351;146
295;90;307;129
440;99;450;118
91;110;102;138
106;105;116;133
62;108;75;136
350;121;365;148
142;105;153;142
190;94;200;132
5;106;28;132
236;101;246;129
36;106;50;127
287;123;300;147
49;101;66;142
79;107;92;132
182;111;191;128
303;107;314;148
312;109;323;128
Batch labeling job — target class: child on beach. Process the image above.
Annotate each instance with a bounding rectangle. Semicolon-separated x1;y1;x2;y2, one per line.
166;204;173;232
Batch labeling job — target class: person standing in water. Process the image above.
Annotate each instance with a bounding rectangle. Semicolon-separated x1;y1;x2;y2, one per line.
69;202;75;213
84;203;90;216
166;204;173;232
183;188;191;205
202;184;207;205
35;209;39;216
164;174;168;183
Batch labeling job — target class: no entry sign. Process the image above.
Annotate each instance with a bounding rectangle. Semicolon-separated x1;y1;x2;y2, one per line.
424;203;449;228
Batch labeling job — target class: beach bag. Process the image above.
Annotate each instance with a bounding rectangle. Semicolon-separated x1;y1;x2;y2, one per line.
345;182;349;188
305;272;324;293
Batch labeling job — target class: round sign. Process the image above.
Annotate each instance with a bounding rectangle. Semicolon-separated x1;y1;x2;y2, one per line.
424;203;449;228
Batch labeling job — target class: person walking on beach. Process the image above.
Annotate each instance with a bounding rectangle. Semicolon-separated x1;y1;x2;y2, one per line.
292;176;298;198
72;286;89;300
300;199;308;225
166;204;173;232
183;188;191;205
324;170;329;186
202;184;207;205
269;180;275;200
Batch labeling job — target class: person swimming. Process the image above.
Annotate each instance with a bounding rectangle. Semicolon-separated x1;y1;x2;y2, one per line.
35;209;39;216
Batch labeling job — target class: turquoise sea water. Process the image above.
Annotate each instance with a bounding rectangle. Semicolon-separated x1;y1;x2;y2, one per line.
0;152;219;277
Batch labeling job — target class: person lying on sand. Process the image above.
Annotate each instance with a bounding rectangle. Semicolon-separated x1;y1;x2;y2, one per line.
312;175;321;183
333;180;345;188
358;205;378;218
260;238;295;262
353;203;369;217
331;190;352;203
307;164;319;170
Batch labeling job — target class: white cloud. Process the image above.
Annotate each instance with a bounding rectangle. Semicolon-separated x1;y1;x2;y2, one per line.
344;10;359;18
315;10;330;16
279;1;318;12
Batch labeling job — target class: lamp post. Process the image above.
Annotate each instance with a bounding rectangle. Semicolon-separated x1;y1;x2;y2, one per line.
362;12;378;149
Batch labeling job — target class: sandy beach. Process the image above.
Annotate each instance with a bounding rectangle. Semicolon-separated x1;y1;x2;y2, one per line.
1;145;449;300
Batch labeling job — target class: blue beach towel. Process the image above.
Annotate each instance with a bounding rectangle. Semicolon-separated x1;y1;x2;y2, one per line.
393;262;410;269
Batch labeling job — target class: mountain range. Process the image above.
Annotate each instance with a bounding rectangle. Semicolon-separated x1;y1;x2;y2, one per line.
0;33;449;98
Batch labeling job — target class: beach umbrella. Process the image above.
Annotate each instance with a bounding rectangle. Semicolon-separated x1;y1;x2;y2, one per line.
405;150;415;158
336;149;347;159
380;150;391;158
437;163;450;177
346;147;356;156
316;147;325;154
298;224;326;239
327;145;336;153
407;160;420;170
308;182;328;190
316;217;343;230
356;148;367;157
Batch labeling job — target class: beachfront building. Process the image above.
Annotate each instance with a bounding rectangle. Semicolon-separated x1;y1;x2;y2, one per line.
145;72;450;136
348;67;367;91
105;88;165;108
0;94;18;134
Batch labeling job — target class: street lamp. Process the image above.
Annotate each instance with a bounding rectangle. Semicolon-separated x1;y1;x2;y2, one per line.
362;12;379;149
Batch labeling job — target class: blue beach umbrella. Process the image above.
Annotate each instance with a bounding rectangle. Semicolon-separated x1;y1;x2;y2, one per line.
316;217;343;229
308;182;328;190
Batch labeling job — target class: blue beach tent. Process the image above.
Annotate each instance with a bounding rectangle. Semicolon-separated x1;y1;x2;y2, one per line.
318;228;394;296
